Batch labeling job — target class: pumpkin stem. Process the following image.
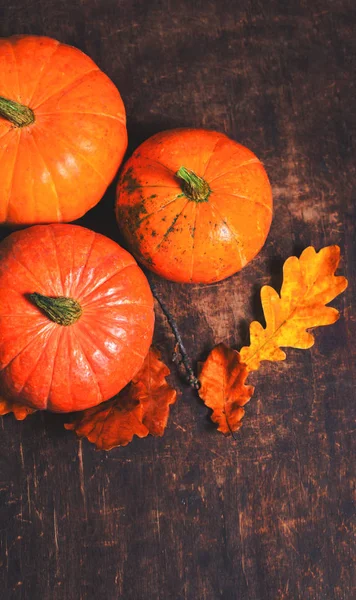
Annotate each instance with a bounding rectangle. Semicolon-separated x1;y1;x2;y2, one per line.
0;96;35;128
29;293;82;326
176;166;210;203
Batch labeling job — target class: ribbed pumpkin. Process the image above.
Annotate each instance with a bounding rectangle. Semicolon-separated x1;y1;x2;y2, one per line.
0;224;154;412
0;35;127;225
116;129;273;283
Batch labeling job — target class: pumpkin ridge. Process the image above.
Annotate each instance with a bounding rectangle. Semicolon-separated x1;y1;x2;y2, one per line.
26;40;61;107
7;41;21;100
38;110;126;126
4;130;21;222
207;161;263;187
48;226;65;294
73;328;104;404
126;184;178;190
46;326;73;412
231;157;261;170
150;200;190;258
78;259;137;303
75;322;115;361
33;67;100;111
0;131;18;220
131;193;184;228
0;290;53;308
206;157;260;181
209;201;247;267
12;325;54;401
1;42;17;99
80;296;154;311
82;314;153;349
214;190;272;214
68;230;75;297
10;244;47;293
27;135;37;222
0;323;53;374
66;328;74;412
0;127;15;144
72;230;96;297
34;235;63;294
39;125;107;185
189;203;199;283
30;131;62;221
138;156;176;176
202;137;225;176
11;229;61;294
78;320;146;362
42;326;62;410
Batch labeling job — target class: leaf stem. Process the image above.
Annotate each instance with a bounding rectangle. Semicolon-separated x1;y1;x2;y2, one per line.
149;279;200;390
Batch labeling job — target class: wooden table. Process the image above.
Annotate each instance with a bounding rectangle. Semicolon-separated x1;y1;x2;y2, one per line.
0;1;354;598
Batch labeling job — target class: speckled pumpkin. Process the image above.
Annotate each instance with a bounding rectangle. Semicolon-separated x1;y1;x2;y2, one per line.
0;35;127;225
0;224;154;412
115;129;273;284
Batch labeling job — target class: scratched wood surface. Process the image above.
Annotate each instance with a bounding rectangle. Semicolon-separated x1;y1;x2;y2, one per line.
0;1;355;599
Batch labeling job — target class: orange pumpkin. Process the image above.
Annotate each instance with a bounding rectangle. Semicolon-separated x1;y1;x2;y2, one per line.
0;224;154;412
0;35;127;226
116;129;273;283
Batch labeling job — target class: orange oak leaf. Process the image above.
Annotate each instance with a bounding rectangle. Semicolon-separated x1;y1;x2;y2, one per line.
240;245;348;371
0;397;37;420
64;391;148;450
198;344;254;435
131;346;177;436
65;347;177;450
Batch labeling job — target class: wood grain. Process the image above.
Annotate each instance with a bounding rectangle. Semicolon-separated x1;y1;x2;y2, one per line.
0;1;355;598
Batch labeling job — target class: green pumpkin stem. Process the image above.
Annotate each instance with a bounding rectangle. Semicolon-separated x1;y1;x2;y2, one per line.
176;166;210;202
29;293;82;326
0;96;35;127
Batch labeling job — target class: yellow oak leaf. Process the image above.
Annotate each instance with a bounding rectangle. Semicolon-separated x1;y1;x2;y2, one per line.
240;245;348;371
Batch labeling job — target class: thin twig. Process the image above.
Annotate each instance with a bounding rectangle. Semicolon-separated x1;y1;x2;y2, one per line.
149;279;200;390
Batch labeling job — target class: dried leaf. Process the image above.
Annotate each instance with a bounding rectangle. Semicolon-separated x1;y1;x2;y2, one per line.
64;391;149;450
132;347;177;436
199;246;347;435
240;246;348;371
65;347;177;450
0;397;37;420
198;344;254;435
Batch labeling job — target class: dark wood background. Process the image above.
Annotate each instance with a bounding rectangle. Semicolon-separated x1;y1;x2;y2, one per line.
0;1;355;599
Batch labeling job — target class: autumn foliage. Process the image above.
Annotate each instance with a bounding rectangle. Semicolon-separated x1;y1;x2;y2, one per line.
65;347;177;450
198;345;254;434
0;397;37;420
199;245;348;435
240;246;348;370
0;245;348;447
